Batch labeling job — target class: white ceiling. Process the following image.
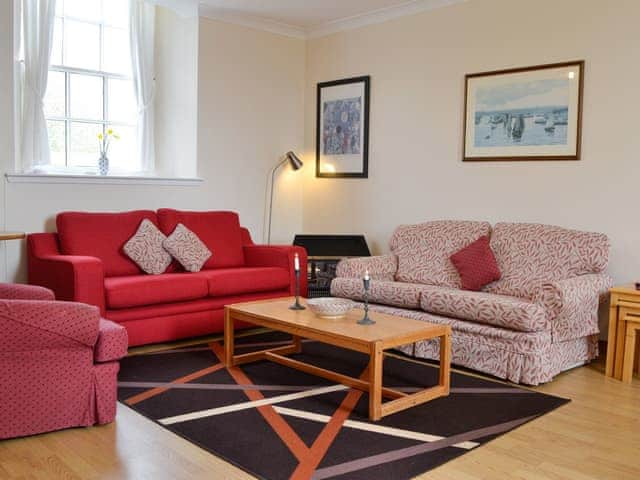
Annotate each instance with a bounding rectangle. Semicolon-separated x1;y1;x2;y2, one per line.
198;0;466;38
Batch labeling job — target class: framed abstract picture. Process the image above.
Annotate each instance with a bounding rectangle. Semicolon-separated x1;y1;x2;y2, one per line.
463;61;584;161
316;76;370;178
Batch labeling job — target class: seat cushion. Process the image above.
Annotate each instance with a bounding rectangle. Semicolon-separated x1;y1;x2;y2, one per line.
419;285;549;332
104;273;209;309
484;222;610;300
157;209;244;269
389;220;492;288
196;267;290;297
57;210;159;277
94;319;128;362
331;277;422;309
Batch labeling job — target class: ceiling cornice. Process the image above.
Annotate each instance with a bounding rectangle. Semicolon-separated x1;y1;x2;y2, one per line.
198;0;468;40
198;4;307;39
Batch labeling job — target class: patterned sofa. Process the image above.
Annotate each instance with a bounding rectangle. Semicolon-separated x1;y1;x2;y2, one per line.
331;221;613;385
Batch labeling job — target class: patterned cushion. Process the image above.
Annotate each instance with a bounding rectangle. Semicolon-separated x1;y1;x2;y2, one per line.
485;223;611;299
450;235;501;291
389;220;492;287
123;219;173;275
331;278;422;308
162;224;212;273
419;285;549;332
335;255;397;281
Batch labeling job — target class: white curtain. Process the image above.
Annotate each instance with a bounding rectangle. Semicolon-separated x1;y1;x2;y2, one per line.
129;0;156;173
21;0;56;172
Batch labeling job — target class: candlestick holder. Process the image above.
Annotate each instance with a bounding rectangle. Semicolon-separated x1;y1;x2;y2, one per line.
289;269;306;310
357;277;375;325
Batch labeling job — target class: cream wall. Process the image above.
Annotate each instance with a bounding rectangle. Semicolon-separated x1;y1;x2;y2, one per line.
302;0;640;285
0;5;305;282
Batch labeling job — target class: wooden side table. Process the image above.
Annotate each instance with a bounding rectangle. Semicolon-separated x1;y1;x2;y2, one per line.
606;284;640;381
622;315;640;383
0;232;25;241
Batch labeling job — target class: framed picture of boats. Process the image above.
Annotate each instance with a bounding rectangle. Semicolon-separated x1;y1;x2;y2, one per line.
463;60;584;161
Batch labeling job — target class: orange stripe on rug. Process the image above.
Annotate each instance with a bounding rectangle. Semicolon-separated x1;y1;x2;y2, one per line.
289;369;368;480
209;341;311;463
124;363;226;406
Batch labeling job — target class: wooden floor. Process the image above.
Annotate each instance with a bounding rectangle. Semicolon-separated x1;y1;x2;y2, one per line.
1;354;638;480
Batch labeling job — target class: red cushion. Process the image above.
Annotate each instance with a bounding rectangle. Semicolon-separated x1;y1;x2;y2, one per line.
450;235;501;291
196;267;290;297
104;273;209;309
157;209;244;269
57;211;158;277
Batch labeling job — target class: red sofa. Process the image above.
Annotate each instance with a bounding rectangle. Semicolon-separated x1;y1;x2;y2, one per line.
27;209;307;346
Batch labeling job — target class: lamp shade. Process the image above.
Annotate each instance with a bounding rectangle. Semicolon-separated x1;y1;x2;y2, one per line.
285;151;303;170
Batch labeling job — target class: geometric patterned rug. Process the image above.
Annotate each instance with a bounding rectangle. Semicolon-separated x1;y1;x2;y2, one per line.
117;331;569;480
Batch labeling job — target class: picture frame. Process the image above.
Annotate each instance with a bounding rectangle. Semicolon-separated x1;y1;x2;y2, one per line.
463;61;584;161
316;76;370;178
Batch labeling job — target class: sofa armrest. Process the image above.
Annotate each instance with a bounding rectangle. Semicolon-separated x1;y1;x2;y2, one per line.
0;283;55;301
28;233;106;314
335;254;398;281
243;245;308;296
0;300;100;350
534;273;613;342
94;319;128;363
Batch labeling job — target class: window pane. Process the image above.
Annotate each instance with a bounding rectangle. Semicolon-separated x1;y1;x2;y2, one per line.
108;79;136;122
64;0;102;23
103;0;128;28
47;120;66;167
64;20;100;70
56;0;64;17
69;122;102;167
51;18;63;65
44;71;66;117
70;74;103;120
103;27;131;75
107;125;137;171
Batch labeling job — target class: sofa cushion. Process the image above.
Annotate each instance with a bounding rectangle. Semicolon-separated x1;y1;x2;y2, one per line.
419;285;549;332
330;277;422;309
104;273;209;309
450;235;501;291
157;209;244;269
163;223;212;272
123;219;173;275
484;223;611;300
389;220;492;287
57;210;158;277
196;267;290;297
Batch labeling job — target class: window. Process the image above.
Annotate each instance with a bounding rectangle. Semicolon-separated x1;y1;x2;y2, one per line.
44;0;138;173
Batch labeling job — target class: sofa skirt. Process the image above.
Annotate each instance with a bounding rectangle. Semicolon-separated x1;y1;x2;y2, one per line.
362;303;598;385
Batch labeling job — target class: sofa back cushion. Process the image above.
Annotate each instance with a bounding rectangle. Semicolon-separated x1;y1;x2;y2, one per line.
157;209;244;269
484;222;610;299
389;220;492;287
57;210;158;277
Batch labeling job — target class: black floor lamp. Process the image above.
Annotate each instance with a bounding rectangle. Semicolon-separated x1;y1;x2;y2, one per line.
266;151;303;244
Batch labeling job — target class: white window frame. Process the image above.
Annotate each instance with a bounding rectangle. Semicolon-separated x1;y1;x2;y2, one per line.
47;3;137;171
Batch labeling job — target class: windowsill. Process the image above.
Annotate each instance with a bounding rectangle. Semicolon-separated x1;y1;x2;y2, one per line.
5;173;204;186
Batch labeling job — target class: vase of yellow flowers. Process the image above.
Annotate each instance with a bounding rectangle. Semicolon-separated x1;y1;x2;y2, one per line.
97;129;119;175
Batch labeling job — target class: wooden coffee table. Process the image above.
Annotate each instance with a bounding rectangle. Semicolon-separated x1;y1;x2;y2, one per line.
224;297;451;421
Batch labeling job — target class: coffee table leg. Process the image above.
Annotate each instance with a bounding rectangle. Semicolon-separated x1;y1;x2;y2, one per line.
369;341;383;421
292;335;302;354
224;308;235;367
439;332;451;393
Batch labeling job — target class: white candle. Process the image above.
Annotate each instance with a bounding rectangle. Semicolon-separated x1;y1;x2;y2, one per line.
364;269;370;281
294;253;300;271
